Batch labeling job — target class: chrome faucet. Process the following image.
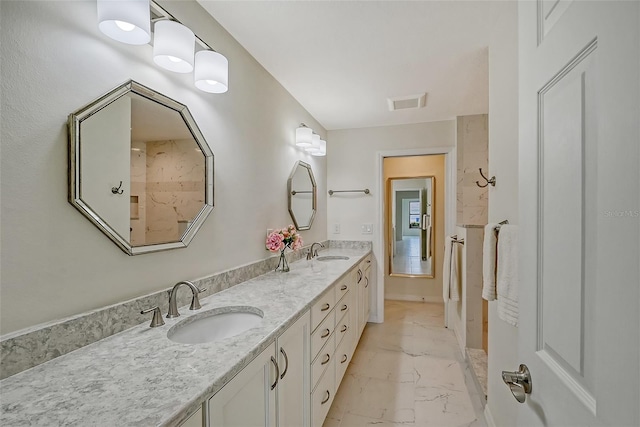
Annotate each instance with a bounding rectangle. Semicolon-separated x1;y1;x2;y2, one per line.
307;242;325;259
166;281;206;318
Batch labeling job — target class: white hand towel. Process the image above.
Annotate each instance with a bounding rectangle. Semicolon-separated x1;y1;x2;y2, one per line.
496;225;519;326
482;223;499;301
442;236;461;302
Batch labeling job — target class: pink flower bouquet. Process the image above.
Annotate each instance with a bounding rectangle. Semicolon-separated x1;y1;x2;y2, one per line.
266;225;303;252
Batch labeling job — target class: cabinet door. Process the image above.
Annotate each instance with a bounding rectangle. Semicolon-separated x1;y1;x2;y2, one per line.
276;311;310;427
364;265;371;321
209;343;277;427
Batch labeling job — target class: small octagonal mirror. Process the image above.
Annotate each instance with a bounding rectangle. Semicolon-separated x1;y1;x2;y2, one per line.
68;80;214;255
287;161;316;230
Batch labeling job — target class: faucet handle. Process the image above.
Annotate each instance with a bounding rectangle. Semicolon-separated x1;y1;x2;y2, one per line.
189;286;206;311
141;306;165;328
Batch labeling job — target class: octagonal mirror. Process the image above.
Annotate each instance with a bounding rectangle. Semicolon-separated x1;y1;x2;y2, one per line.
68;80;213;255
287;161;316;230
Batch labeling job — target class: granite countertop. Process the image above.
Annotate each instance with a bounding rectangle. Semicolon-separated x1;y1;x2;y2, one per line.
0;248;370;426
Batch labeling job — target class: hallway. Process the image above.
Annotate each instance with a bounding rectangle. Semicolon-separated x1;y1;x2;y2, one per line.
392;236;432;275
324;300;486;427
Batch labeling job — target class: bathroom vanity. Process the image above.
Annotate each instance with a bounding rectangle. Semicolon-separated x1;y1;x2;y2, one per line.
0;248;372;427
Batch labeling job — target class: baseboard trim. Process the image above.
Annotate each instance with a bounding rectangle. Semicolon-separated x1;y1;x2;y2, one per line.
385;294;443;303
484;404;497;427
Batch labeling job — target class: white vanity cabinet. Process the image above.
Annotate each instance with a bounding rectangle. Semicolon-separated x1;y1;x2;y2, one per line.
208;311;310;427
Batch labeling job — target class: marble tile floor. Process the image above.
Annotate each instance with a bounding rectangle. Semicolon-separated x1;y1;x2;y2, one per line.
324;300;486;427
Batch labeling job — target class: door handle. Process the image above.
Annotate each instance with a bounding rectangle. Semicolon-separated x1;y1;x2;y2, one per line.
502;364;532;403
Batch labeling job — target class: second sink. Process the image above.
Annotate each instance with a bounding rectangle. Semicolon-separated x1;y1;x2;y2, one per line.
167;307;264;345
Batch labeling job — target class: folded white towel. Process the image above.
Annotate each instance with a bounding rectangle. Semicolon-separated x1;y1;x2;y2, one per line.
442;236;461;302
496;225;519;327
482;223;499;301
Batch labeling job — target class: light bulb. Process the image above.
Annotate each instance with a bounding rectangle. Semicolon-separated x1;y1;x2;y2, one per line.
115;20;136;32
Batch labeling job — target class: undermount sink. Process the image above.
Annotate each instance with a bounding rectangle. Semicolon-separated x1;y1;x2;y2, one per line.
167;307;264;345
316;256;350;261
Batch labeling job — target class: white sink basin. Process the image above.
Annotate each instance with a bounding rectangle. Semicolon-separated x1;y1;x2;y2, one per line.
167;307;264;345
316;256;350;261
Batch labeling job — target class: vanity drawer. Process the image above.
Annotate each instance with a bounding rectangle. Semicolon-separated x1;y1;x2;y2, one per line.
311;333;335;390
311;361;335;427
335;275;351;301
335;328;351;387
311;288;336;332
311;310;335;360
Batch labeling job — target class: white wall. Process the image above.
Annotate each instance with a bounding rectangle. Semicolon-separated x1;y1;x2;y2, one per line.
485;1;519;426
0;0;327;334
327;122;455;313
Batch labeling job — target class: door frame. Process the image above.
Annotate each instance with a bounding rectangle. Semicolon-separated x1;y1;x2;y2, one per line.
373;146;457;324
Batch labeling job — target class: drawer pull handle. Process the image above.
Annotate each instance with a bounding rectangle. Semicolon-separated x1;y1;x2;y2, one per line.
365;277;369;288
321;303;330;311
280;347;289;380
340;325;347;333
341;354;348;363
321;329;330;338
321;390;331;405
341;304;348;311
270;356;279;390
367;259;371;263
321;354;331;365
340;285;347;291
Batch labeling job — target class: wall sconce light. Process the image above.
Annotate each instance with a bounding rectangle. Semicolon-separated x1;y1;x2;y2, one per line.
305;133;321;153
295;124;325;156
97;0;151;45
97;0;228;93
153;20;195;73
295;124;313;147
194;51;229;93
311;139;327;157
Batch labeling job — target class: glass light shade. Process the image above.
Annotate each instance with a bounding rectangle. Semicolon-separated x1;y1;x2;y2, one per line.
305;134;320;152
295;126;313;147
311;140;326;156
194;51;229;93
153;20;195;73
97;0;151;45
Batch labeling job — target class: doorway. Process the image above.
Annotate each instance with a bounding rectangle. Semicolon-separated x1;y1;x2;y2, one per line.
382;155;445;302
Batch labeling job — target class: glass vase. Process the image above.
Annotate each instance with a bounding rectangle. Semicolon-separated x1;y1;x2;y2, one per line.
275;249;290;272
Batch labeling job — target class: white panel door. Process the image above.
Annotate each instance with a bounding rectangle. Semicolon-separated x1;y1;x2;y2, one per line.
517;1;639;425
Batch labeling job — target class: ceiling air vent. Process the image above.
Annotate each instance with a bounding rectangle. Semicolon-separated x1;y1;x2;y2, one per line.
387;93;427;111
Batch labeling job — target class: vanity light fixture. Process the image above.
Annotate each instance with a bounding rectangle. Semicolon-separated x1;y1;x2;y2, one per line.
311;139;326;157
194;50;229;93
294;124;326;156
305;133;321;152
153;20;195;73
295;124;313;147
97;0;151;45
96;0;228;93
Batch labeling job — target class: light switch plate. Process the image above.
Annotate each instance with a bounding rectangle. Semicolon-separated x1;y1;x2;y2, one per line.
361;223;373;234
332;224;341;234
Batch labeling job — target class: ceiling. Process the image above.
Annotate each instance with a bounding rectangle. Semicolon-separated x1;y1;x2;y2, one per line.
197;1;497;131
